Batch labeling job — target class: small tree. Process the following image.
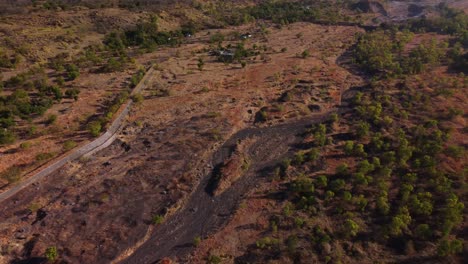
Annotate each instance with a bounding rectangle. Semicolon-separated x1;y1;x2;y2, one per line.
46;114;57;125
197;57;205;71
344;141;354;155
343;219;359;238
414;224;432;240
88;121;102;137
152;214;164;225
437;239;463;256
193;236;202;247
65;64;80;80
45;246;58;262
65;88;80;101
132;93;144;104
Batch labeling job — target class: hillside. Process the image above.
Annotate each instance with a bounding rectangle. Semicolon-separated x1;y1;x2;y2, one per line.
0;1;466;264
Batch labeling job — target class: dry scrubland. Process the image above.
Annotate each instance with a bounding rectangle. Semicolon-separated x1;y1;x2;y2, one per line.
0;1;466;264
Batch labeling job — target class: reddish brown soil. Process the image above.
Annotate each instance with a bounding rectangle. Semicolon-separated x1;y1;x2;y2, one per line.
0;22;363;264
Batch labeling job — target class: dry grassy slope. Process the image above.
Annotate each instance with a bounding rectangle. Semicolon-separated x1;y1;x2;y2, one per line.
0;6;200;183
0;8;139;73
0;21;363;264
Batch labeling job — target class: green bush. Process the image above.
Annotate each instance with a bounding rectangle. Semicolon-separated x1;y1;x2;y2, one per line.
63;140;77;151
65;64;80;80
437;239;463;256
414;224;432;240
256;237;280;249
46;114;57;125
132;93;144;103
197;57;205;71
88;121;102;137
36;152;55;161
193;236;202;247
65;88;80;101
343;219;360;238
151;214;164;225
0;166;21;184
0;129;16;145
20;141;32;149
207;254;222;264
45;246;58;262
130;68;145;88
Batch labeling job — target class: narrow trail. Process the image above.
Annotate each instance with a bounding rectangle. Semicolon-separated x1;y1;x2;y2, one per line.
121;113;330;264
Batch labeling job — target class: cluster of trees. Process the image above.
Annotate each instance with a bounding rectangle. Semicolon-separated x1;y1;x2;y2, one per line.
247;0;346;25
0;88;55;144
360;6;468;77
249;10;465;261
0;56;85;145
207;0;354;27
406;4;467;42
103;16;195;53
354;30;447;77
254;76;465;261
403;5;468;73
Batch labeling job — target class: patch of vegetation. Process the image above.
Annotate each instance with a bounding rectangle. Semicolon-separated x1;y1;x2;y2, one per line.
130;68;146;88
45;246;58;262
63;140;77;151
87;121;102;137
0;166;22;184
193;236;202;247
151;214;164;225
36;152;55;162
354;30;447;77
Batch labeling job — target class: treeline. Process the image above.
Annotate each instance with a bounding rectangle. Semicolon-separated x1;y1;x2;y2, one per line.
0;0;193;13
103;15;197;53
247;0;347;25
204;0;357;27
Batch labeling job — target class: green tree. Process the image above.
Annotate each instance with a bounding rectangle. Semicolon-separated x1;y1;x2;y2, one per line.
197;57;205;71
65;64;80;80
315;175;328;188
344;140;354;155
343;219;359;238
65;88;80;101
45;246;58;262
376;191;390;215
414;224;432;240
437;239;463;256
388;206;411;237
88;121;102;137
